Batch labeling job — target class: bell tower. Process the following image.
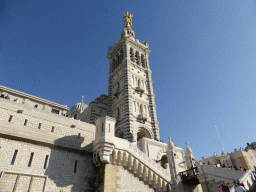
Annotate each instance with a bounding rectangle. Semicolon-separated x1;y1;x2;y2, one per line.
107;12;160;142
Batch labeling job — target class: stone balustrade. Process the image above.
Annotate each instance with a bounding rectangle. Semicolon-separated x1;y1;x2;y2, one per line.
111;137;171;191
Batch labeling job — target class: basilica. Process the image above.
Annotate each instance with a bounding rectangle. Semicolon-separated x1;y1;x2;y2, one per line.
0;12;255;192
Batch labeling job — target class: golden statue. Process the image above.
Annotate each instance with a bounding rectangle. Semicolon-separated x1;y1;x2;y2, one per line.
123;12;133;27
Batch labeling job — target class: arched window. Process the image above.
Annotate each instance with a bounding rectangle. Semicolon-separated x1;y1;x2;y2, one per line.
139;105;143;113
117;108;120;117
112;58;116;72
138;79;140;87
141;55;145;67
73;114;77;119
120;49;123;63
160;155;168;169
144;105;147;116
135;52;139;65
116;54;120;67
130;48;134;62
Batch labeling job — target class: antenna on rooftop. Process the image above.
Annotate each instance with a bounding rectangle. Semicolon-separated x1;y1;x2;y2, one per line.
215;124;225;154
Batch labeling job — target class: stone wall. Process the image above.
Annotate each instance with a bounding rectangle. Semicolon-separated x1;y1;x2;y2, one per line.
0;98;95;151
104;164;154;192
0;138;99;192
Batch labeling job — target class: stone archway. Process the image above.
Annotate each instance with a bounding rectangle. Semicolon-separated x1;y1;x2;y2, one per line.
156;148;168;169
136;127;153;141
135;125;154;141
115;127;124;139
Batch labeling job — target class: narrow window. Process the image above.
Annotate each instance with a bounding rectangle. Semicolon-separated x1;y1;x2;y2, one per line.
73;114;77;119
134;102;136;112
102;123;104;132
51;126;54;132
74;160;78;173
109;124;110;133
38;123;42;129
24;119;28;126
28;152;34;167
44;155;49;169
11;150;18;165
8;115;13;122
78;133;81;138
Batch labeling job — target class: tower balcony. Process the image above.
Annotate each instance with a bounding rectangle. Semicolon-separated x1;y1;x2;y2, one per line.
138;113;147;121
113;88;120;97
136;86;144;96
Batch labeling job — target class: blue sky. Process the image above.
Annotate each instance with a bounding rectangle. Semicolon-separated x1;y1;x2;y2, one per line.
1;0;256;160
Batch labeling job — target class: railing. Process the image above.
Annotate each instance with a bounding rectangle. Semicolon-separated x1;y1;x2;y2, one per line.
179;167;199;185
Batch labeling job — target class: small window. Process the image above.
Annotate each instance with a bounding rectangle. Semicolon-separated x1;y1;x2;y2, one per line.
74;160;78;173
78;133;81;138
34;105;38;108
51;109;59;114
73;114;77;119
38;123;42;129
24;119;28;126
44;155;49;169
8;115;13;122
51;126;54;132
11;150;18;165
28;152;34;167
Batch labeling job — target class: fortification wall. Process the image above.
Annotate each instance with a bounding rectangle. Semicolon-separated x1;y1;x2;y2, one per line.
0;137;98;192
0;98;95;151
0;97;101;191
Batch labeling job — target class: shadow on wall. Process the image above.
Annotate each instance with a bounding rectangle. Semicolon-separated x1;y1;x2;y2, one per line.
44;135;100;192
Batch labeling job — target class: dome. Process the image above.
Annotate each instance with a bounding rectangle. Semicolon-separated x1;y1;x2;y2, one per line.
73;102;88;112
69;102;88;115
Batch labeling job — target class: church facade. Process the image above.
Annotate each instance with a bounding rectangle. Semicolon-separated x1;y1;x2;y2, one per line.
0;13;206;192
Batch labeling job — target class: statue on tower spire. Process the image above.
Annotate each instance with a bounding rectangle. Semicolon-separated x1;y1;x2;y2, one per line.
123;12;133;27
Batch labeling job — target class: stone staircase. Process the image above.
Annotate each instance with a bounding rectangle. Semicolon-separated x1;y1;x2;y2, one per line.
111;138;172;192
196;164;255;192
